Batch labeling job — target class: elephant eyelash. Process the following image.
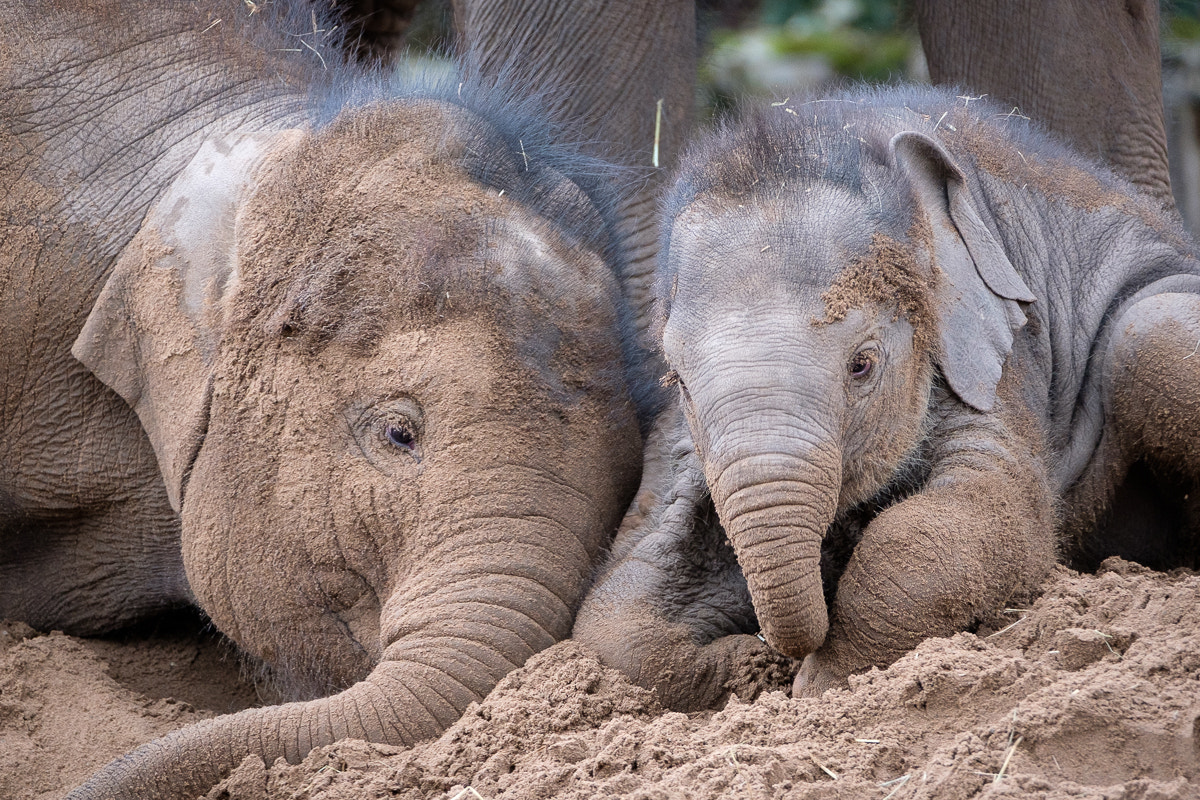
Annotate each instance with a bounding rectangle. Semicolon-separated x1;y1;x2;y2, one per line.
659;369;681;388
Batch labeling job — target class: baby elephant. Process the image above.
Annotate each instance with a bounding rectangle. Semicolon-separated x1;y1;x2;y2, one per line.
574;85;1200;707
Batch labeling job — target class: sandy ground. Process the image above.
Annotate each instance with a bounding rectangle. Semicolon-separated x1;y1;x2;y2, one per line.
3;557;1197;800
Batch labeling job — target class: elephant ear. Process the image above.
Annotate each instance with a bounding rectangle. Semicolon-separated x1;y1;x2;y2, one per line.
889;131;1035;413
72;131;300;511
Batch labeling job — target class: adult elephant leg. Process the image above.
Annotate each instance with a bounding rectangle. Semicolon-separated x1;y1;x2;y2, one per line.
795;400;1057;695
453;0;697;351
913;0;1173;211
573;406;786;712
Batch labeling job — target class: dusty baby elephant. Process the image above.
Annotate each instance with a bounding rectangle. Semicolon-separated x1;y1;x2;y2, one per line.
574;85;1200;709
1;1;643;796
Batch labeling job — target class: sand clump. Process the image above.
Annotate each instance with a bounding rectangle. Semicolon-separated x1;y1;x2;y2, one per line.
2;559;1197;800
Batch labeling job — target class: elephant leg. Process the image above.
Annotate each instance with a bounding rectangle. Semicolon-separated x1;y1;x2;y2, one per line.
1102;291;1200;567
795;404;1057;696
914;0;1172;211
573;406;791;712
0;480;187;635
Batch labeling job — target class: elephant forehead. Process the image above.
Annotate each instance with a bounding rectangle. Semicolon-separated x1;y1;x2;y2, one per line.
666;185;874;304
315;320;511;398
249;148;497;243
243;138;612;298
301;99;480;174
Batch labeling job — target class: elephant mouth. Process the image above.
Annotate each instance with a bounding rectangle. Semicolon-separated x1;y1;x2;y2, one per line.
247;613;377;703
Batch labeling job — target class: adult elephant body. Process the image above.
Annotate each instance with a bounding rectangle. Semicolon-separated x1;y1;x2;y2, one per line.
1;1;641;795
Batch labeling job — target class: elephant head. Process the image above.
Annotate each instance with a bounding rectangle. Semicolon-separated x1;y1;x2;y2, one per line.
655;107;1034;660
69;96;642;796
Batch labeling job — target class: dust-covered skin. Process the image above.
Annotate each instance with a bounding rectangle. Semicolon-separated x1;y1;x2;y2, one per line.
1;1;644;797
575;85;1200;710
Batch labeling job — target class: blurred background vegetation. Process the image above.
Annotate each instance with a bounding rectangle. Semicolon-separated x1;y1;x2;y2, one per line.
698;0;924;118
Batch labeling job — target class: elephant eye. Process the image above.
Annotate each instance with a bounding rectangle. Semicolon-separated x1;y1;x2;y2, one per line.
848;350;875;379
385;423;415;450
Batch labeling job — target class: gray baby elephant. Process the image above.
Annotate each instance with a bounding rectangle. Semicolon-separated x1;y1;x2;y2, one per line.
574;85;1200;707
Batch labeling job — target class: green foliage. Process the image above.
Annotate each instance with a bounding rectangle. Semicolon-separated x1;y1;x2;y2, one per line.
699;0;918;117
1168;14;1200;43
759;0;913;80
768;26;912;83
1158;2;1200;58
758;0;900;31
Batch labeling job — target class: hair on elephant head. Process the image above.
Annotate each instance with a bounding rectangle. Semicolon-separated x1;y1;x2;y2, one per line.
2;1;645;797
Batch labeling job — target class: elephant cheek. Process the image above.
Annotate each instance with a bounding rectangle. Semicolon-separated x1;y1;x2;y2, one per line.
179;436;386;697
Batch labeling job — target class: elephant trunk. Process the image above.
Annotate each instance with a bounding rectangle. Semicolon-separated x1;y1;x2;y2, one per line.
708;442;841;658
68;557;575;799
66;659;451;799
686;347;844;660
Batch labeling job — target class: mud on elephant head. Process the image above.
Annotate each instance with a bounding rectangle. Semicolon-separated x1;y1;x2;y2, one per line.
575;84;1200;708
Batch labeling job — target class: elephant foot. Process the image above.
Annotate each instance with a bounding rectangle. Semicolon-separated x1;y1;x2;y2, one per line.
649;632;792;711
717;635;799;705
576;617;792;713
1098;291;1200;568
792;651;849;699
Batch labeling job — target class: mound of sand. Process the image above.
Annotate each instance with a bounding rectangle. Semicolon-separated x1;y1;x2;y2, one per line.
4;558;1197;800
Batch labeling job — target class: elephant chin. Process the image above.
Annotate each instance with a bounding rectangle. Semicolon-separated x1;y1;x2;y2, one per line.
708;449;841;659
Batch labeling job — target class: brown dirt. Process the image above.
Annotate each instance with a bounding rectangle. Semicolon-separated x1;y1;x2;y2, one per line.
5;559;1198;800
0;610;259;800
820;229;936;354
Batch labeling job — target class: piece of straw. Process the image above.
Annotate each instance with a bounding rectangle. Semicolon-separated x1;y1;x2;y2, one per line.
652;99;663;168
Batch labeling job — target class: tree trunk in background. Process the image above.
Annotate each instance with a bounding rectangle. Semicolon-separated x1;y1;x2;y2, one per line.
913;0;1174;212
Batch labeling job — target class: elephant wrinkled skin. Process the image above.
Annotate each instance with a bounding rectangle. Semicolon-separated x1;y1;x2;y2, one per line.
1;1;642;796
575;85;1200;709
